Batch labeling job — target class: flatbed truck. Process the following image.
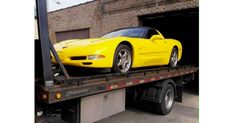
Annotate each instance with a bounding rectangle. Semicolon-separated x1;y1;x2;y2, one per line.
35;0;199;123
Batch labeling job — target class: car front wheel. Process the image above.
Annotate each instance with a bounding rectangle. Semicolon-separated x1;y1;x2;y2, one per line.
112;44;132;73
169;47;178;67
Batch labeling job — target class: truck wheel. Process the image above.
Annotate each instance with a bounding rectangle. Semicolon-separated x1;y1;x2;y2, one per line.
153;84;175;115
112;44;132;73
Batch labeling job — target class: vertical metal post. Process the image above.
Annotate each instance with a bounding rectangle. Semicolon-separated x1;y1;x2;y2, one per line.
36;0;54;87
76;98;81;123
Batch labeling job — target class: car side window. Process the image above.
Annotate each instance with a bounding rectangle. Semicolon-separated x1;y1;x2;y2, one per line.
147;29;158;39
124;28;146;38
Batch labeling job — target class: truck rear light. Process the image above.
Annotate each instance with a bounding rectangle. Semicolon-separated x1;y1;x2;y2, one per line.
42;94;47;100
55;92;62;99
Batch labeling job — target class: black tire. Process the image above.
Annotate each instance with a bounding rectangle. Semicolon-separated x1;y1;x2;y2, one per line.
152;84;175;115
169;47;178;67
112;44;132;73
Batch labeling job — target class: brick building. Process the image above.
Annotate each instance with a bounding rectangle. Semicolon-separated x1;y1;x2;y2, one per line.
48;0;198;43
48;0;199;65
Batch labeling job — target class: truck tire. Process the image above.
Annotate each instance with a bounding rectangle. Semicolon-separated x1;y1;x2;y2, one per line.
152;84;175;115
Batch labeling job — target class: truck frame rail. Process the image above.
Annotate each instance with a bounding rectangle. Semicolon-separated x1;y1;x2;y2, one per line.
36;65;198;104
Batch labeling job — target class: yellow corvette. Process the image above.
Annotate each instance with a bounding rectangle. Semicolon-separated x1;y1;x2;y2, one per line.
52;27;182;73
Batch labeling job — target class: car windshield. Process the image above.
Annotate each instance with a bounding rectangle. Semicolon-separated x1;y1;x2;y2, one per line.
101;28;147;38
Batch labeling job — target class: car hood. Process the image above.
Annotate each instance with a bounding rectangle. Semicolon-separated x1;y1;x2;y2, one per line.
53;37;126;52
55;37;120;47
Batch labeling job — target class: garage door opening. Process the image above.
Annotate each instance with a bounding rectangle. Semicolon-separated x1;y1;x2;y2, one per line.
56;28;90;42
139;8;199;66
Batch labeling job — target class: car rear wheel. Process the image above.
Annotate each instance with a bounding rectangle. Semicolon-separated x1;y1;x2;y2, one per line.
112;44;132;73
169;47;178;67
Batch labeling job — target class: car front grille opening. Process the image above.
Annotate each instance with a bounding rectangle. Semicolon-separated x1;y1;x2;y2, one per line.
82;62;92;65
70;56;87;60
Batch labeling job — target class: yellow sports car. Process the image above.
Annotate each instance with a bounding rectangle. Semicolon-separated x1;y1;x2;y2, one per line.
52;27;182;73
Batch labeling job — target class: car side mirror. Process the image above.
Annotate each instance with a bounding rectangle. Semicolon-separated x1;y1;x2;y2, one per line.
150;35;163;41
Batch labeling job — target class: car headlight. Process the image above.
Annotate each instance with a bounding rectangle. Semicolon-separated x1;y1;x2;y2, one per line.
87;55;105;60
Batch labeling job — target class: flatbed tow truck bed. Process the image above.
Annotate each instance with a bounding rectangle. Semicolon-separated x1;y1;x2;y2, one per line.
36;65;198;104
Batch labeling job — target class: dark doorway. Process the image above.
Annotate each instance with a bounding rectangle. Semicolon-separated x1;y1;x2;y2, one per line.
139;8;199;66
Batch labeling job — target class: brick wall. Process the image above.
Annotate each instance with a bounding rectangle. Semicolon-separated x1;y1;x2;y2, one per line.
48;1;99;44
48;0;199;44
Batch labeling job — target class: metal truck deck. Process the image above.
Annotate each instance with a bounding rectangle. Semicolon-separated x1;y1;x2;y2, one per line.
36;65;198;104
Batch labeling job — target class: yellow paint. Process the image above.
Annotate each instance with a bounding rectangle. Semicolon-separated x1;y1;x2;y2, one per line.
52;30;182;68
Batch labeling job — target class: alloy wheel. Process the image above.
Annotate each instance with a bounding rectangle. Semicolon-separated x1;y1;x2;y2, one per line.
170;49;178;67
164;89;174;110
117;49;131;73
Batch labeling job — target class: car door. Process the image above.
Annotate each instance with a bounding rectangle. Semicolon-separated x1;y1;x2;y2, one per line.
138;29;169;66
